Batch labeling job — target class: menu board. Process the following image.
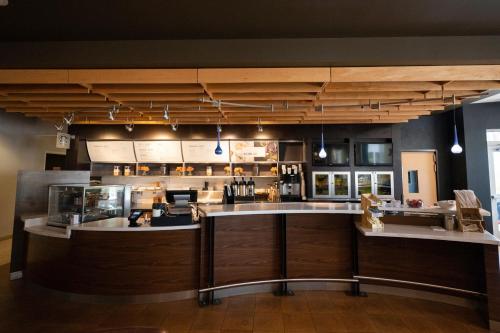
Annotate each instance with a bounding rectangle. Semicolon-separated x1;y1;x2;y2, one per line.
133;141;182;163
181;140;230;163
86;141;136;163
230;140;278;162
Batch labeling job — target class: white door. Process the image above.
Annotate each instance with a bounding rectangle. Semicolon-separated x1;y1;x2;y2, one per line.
488;145;500;237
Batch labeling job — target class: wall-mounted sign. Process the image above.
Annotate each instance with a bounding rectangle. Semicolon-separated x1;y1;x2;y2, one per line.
230;140;278;162
133;141;182;163
56;132;71;149
181;140;230;163
86;141;136;163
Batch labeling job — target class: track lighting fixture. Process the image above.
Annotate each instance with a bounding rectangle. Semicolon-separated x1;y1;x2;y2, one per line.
108;105;119;121
215;122;223;155
257;118;263;132
125;123;134;132
163;105;169;120
54;122;64;131
450;94;463;154
171;120;178;131
63;112;74;126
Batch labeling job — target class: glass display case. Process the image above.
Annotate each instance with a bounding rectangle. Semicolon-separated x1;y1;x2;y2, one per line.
355;171;394;199
332;172;351;198
48;184;130;226
312;171;351;199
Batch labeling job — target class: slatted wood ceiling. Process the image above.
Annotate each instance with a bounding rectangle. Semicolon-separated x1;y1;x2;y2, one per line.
0;66;499;125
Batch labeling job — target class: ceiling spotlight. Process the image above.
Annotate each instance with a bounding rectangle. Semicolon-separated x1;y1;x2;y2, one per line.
54;122;64;131
163;105;169;120
63;113;74;126
171;120;178;131
257;117;263;132
108;110;115;121
125;123;134;132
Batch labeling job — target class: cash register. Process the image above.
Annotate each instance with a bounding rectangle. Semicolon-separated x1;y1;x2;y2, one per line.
149;190;198;226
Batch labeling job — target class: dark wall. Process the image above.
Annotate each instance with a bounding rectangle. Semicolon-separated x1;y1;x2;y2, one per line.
397;112;456;200
2;37;500;68
69;113;456;200
462;102;500;231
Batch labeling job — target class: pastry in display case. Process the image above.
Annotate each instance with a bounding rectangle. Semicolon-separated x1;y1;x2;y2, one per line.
47;185;131;227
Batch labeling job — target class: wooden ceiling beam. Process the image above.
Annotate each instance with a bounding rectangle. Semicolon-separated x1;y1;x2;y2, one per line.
325;80;500;92
320;90;480;100
5;93;109;101
0;70;69;84
0;84;88;94
90;84;204;94
198;68;331;83
213;93;317;101
331;65;500;82
68;69;198;84
206;83;323;93
106;93;206;101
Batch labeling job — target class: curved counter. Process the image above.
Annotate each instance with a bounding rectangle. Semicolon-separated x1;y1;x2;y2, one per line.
23;217;200;299
20;202;500;329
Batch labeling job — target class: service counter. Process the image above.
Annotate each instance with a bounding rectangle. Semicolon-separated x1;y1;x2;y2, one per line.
19;202;500;329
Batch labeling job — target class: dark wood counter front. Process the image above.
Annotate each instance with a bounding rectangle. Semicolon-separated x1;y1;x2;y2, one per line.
356;230;487;296
213;214;280;285
287;213;353;279
25;229;200;295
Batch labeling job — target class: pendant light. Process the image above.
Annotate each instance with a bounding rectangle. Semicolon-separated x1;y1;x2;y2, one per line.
318;105;327;158
257;117;263;132
163;105;169;120
450;94;463;154
215;122;223;155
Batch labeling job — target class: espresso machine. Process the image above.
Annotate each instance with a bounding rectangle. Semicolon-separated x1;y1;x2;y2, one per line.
279;164;303;202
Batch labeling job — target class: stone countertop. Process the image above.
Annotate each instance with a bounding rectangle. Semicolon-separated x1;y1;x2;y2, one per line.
198;202;364;217
198;202;490;218
356;222;499;245
23;216;200;239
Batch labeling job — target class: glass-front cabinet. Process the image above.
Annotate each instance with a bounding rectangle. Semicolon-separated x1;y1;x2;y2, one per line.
48;185;130;227
375;172;394;197
331;172;351;198
312;171;351;199
355;171;394;199
312;172;331;198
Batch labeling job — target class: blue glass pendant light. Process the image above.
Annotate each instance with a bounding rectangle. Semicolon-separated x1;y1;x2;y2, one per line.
215;123;223;155
450;95;463;154
318;105;327;158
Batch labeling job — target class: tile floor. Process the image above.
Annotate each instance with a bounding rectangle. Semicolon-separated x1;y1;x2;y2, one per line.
0;262;491;333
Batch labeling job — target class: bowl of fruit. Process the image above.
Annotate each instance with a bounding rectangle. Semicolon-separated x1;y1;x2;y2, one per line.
406;199;423;208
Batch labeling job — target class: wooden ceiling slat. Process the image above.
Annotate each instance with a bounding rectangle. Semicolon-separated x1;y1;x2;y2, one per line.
198;68;330;83
320;90;481;100
0;70;69;84
107;93;206;101
6;93;108;101
325;81;500;92
0;66;498;125
91;84;204;94
331;65;500;82
68;69;198;84
0;84;88;94
213;93;317;101
206;83;323;93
